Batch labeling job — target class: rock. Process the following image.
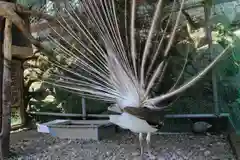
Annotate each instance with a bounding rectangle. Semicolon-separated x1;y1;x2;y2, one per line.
216;142;224;146
192;121;212;133
147;154;156;160
199;147;205;151
28;81;43;92
41;95;56;103
206;132;211;136
220;134;224;139
106;151;111;156
211;156;220;160
131;152;140;156
157;156;165;160
207;143;213;147
204;150;211;157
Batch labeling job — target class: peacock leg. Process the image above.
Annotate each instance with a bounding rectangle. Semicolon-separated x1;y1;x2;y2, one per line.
139;132;144;158
146;132;156;159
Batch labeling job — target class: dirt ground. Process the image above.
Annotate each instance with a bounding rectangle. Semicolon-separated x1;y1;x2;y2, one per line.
9;129;235;160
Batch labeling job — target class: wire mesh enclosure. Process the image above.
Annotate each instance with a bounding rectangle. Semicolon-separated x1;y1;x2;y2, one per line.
16;0;240;133
212;0;240;133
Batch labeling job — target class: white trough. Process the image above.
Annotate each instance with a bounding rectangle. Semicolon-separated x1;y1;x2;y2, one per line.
37;119;116;140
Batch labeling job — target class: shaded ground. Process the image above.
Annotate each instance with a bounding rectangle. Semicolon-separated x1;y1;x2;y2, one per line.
9;129;235;160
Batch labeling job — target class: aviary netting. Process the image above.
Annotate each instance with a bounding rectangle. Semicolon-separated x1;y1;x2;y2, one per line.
0;0;233;158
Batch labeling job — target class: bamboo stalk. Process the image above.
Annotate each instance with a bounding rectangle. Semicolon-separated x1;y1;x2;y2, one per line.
0;18;12;159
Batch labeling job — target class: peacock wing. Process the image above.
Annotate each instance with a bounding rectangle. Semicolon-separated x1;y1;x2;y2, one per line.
123;107;169;126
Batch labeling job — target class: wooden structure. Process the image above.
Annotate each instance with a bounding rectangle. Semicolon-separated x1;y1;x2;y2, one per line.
0;15;33;129
11;60;25;129
0;15;32;59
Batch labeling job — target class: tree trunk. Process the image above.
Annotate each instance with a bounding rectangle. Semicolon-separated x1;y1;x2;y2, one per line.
0;18;12;159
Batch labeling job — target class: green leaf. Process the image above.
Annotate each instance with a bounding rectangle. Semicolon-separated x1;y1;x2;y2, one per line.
236;98;240;104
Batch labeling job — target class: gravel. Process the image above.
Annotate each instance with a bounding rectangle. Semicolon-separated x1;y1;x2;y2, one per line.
9;130;235;160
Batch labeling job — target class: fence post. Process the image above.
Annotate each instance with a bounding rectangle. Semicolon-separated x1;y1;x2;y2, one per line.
204;1;220;115
82;97;86;120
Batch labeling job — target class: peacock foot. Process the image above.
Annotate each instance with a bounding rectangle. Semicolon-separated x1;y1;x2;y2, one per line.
144;152;156;160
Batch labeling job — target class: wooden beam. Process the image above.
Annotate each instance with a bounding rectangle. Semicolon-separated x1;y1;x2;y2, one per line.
11;45;32;59
0;44;33;59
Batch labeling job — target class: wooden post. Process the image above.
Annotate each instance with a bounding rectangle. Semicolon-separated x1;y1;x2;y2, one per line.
0;14;4;156
0;18;12;159
0;1;6;156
